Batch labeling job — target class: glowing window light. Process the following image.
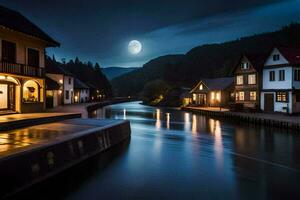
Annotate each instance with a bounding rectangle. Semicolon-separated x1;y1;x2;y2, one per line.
199;84;203;90
216;92;221;101
211;92;215;101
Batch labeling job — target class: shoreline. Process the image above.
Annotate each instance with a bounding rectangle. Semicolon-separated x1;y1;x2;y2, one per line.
182;107;300;131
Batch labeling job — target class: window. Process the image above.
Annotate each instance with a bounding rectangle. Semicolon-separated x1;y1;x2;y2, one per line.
23;80;39;102
294;69;300;81
192;94;196;101
211;92;215;100
276;92;288;102
269;71;275;81
68;78;72;84
241;62;249;70
27;48;39;67
236;75;243;85
236;91;244;101
250;91;257;101
279;70;285;81
199;84;203;90
248;74;256;85
2;40;16;63
216;92;221;101
65;90;70;100
273;54;280;61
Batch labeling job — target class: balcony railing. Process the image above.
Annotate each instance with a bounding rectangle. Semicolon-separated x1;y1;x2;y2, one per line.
0;61;44;78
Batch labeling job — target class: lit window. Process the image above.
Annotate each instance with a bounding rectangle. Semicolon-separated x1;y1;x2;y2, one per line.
192;94;196;101
216;92;221;101
248;74;256;84
239;91;244;101
236;75;243;85
199;84;203;90
211;92;215;100
23;80;39;102
276;92;288;102
250;91;256;101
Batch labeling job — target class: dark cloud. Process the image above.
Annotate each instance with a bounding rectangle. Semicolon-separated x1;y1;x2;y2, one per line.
0;0;295;67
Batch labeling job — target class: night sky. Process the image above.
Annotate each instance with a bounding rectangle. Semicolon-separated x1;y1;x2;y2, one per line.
0;0;299;67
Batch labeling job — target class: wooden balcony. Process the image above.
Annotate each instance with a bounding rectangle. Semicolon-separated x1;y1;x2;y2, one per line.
0;61;44;78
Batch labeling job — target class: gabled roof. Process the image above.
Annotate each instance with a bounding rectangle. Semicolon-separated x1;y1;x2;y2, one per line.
233;52;267;73
45;63;74;77
74;78;89;89
276;46;300;65
0;5;59;47
46;77;60;90
190;77;234;93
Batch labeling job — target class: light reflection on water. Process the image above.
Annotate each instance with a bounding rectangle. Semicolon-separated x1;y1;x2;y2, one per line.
25;101;300;199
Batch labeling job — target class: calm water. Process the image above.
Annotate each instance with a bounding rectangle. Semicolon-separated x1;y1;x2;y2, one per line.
22;101;300;200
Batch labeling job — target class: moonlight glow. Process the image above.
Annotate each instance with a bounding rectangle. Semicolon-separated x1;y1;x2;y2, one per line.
128;40;142;55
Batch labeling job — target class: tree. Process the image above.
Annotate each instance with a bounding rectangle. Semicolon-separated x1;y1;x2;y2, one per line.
142;79;170;103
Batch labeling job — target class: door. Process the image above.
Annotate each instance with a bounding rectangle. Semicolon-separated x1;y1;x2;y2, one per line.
0;84;8;110
199;94;207;106
264;93;274;112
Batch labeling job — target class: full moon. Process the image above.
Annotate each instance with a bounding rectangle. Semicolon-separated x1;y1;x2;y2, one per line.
128;40;142;54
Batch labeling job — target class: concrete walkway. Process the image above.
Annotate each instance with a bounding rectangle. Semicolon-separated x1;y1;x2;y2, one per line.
47;103;97;118
185;106;300;126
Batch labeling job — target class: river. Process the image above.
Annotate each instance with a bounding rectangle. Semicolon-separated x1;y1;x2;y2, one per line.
22;101;300;200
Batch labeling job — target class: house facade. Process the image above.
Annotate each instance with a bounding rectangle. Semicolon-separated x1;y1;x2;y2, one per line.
74;78;90;103
46;65;74;105
260;47;300;114
45;77;61;108
190;77;234;107
233;53;265;110
0;5;59;113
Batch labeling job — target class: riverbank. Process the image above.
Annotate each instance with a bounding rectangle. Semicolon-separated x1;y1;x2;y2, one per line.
48;98;134;118
182;106;300;131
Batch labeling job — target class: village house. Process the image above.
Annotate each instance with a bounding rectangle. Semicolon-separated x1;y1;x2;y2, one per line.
45;76;60;108
74;78;90;103
46;64;74;105
260;46;300;114
0;5;59;113
189;77;234;107
233;53;266;110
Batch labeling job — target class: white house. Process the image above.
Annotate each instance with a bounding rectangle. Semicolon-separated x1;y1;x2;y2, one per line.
260;46;300;114
46;64;74;105
74;78;90;103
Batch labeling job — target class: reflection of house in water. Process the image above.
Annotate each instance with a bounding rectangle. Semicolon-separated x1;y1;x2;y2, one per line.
189;77;234;108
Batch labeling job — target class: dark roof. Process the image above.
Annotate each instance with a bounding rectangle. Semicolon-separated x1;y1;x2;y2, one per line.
74;78;89;89
244;53;267;71
45;63;74;76
232;52;267;73
191;77;234;92
277;46;300;65
0;5;59;47
201;77;234;90
46;77;60;90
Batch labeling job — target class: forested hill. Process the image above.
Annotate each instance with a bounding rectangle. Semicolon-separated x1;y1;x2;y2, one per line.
112;23;300;97
101;67;139;80
46;56;113;97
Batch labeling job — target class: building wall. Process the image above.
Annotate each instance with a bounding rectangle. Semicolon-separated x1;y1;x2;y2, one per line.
64;76;74;104
292;67;300;89
260;91;293;113
264;48;289;66
0;27;46;67
262;67;293;90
